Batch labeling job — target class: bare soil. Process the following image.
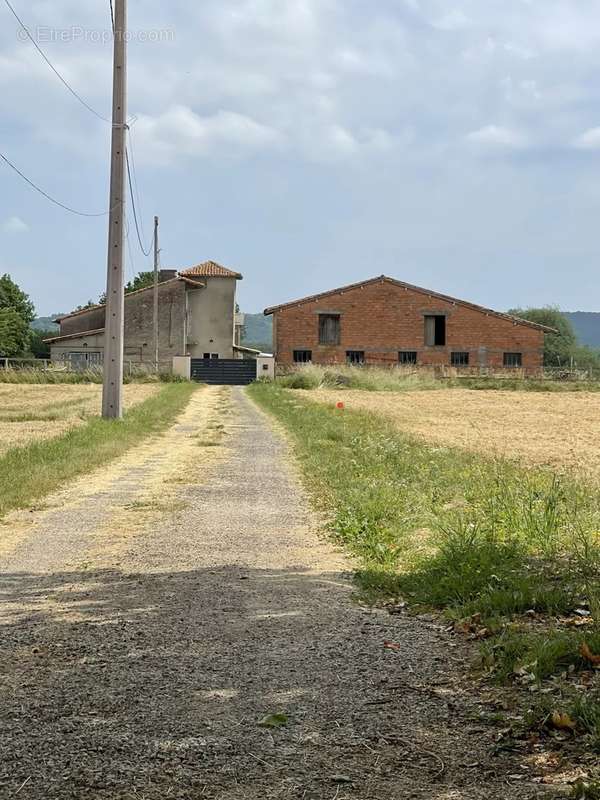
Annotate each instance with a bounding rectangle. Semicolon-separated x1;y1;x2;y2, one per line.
0;387;564;799
300;388;600;478
0;383;159;455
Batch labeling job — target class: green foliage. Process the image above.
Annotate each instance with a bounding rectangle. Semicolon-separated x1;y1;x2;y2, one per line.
277;364;600;393
509;306;600;369
98;272;156;306
257;713;288;728
482;629;600;683
0;368;168;384
28;329;54;359
0;275;36;356
0;308;30;357
249;384;600;640
572;781;600;800
125;271;156;294
0;274;35;325
571;692;600;752
75;300;97;312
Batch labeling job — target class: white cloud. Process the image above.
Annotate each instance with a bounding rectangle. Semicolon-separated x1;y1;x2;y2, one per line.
2;216;29;234
573;128;600;151
433;9;471;31
466;125;527;150
133;105;284;165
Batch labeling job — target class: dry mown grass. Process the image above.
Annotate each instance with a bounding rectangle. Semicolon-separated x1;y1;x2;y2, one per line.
300;388;600;478
0;384;160;455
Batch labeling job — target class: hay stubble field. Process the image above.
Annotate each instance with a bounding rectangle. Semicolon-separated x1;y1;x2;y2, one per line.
300;387;600;477
0;384;160;455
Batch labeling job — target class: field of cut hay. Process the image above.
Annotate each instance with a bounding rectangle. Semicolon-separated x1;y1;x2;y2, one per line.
300;388;600;478
0;384;160;456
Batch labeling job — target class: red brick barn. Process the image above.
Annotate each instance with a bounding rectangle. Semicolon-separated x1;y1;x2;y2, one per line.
264;275;550;373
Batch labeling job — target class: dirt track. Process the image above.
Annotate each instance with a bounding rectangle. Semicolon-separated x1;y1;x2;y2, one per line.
0;387;558;799
299;387;600;477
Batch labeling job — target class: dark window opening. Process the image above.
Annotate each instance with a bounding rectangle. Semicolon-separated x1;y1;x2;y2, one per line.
293;349;312;363
346;351;365;365
399;351;418;365
451;351;469;367
319;314;341;345
504;352;522;368
203;353;210;359
424;315;446;346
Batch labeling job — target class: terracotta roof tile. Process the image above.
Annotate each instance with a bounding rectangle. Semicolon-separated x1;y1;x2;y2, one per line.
179;261;242;279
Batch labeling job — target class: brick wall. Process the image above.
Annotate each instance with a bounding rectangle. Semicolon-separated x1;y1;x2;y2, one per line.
271;278;545;373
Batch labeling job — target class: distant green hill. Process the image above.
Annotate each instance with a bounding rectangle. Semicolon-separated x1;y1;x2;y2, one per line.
564;312;600;348
32;316;60;332
241;312;272;352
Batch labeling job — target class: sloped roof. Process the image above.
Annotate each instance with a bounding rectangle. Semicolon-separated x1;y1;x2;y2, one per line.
44;328;105;343
264;275;555;333
56;278;183;323
179;261;242;279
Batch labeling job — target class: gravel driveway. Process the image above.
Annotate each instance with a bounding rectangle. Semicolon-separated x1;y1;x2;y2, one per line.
0;387;555;799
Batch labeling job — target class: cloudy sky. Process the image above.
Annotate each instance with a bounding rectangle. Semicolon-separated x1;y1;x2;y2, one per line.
2;0;600;316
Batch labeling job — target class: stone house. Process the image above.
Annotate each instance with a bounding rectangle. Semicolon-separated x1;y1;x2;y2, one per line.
264;275;552;373
46;261;246;368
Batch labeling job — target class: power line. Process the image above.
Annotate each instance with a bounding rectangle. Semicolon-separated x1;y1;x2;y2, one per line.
125;148;152;256
124;212;137;282
0;151;111;217
3;0;111;124
127;127;148;247
109;0;115;33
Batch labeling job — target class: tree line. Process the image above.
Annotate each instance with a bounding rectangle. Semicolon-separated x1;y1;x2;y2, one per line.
507;306;600;370
0;273;47;359
0;272;160;360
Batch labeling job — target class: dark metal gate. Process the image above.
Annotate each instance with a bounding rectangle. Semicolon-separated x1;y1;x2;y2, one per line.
190;359;257;385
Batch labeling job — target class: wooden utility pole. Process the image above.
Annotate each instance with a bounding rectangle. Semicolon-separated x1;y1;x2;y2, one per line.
153;215;159;371
102;0;127;419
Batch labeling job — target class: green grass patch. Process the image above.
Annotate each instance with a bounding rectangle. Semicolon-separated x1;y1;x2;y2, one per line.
248;383;600;643
0;369;190;384
0;383;196;518
482;628;600;683
276;364;600;393
521;687;600;756
573;782;600;800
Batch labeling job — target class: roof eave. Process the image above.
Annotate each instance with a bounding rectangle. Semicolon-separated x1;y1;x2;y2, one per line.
44;328;105;343
264;275;556;333
57;277;183;322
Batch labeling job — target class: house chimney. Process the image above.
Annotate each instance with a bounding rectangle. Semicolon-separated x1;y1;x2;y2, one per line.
158;269;178;282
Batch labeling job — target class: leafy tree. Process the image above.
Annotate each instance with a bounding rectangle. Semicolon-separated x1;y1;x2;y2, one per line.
0;308;30;357
29;329;54;359
98;272;156;305
75;300;97;312
0;274;35;325
125;271;155;293
508;306;577;367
